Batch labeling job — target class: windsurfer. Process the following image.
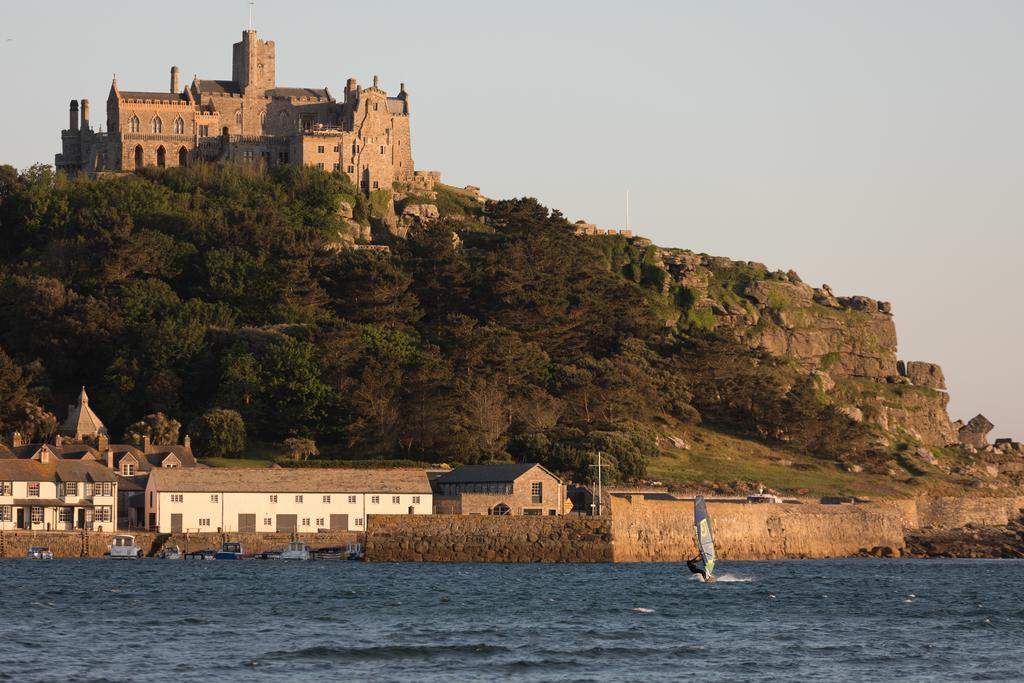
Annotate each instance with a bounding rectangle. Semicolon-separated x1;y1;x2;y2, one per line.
686;557;715;582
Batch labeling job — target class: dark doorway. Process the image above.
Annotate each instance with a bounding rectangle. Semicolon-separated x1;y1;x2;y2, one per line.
77;509;85;529
277;514;297;534
134;145;144;170
156;146;166;168
329;514;348;531
16;508;24;529
238;514;256;533
178;147;188;167
170;513;182;533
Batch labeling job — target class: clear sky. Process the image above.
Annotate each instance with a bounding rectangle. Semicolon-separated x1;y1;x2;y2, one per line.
0;1;1020;438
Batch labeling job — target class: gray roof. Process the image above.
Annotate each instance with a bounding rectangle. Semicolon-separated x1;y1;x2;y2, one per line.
120;91;187;102
148;467;432;494
192;79;241;95
270;87;329;100
58;387;107;440
435;463;555;484
0;459;116;483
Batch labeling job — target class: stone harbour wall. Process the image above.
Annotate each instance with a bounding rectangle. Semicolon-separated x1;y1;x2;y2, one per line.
881;496;1024;530
365;515;613;563
0;530;361;558
609;496;906;561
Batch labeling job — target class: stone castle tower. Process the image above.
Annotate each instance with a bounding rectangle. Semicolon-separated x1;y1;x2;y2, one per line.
56;29;414;192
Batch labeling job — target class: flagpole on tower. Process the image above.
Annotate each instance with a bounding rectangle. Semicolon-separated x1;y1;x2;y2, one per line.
249;1;255;30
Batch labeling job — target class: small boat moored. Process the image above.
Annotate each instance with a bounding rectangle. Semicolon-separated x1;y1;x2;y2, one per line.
109;535;144;559
254;550;282;560
346;542;365;561
26;546;54;560
313;546;344;560
159;545;182;560
186;549;217;560
215;541;246;560
281;541;311;561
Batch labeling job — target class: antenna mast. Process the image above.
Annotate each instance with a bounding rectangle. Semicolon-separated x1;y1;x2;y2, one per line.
249;1;255;30
625;189;631;233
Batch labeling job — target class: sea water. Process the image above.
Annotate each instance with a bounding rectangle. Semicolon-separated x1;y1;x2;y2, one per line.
1;559;1022;681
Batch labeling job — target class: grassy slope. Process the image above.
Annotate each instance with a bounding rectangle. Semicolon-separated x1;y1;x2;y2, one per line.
198;441;283;469
646;425;973;498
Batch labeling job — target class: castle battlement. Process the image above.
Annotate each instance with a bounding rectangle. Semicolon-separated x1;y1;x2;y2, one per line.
56;28;414;192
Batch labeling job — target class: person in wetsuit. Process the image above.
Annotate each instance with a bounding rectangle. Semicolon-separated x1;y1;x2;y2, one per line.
686;557;713;582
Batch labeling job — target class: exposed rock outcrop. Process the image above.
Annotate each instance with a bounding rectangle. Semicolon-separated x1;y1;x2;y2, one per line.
959;414;995;448
905;361;947;391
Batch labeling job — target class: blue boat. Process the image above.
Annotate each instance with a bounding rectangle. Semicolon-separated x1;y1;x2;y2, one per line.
215;541;246;560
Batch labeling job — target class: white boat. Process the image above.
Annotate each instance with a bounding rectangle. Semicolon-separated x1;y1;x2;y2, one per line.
26;546;54;560
109;535;144;559
159;545;182;560
280;541;311;561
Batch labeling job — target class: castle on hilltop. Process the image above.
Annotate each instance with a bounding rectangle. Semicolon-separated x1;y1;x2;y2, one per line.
56;29;415;191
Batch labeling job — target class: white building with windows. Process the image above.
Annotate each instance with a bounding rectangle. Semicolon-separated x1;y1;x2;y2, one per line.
144;468;432;533
0;459;118;531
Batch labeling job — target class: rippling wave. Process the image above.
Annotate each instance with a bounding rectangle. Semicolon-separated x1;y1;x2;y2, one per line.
1;558;1022;681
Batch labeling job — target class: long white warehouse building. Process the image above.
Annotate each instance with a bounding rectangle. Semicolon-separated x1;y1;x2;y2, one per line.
145;467;432;533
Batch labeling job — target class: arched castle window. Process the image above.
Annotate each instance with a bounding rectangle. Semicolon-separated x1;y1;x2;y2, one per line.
235;110;242;125
178;147;188;167
278;111;288;129
134;145;144;169
174;117;184;135
259;111;266;126
152;116;162;134
156;146;166;168
129;115;140;133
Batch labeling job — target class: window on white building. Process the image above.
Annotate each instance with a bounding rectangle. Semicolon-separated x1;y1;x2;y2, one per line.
83;482;93;497
412;496;421;504
171;494;183;503
323;495;331;504
355;518;363;527
63;482;78;496
122;462;136;476
59;507;73;523
392;496;400;504
27;483;40;497
263;517;272;526
31;507;44;524
315;518;324;527
302;518;310;527
199;518;210;527
1;481;11;496
348;495;356;504
94;482;112;497
317;145;325;154
0;505;11;521
270;495;278;503
96;507;112;522
295;495;303;503
210;494;219;503
371;495;379;504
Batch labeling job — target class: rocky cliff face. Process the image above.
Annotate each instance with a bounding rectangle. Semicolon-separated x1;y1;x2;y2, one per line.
659;249;962;447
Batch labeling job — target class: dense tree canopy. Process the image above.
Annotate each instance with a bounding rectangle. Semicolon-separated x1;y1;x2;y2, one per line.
0;163;865;479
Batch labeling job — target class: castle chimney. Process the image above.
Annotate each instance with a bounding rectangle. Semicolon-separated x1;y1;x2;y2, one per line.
183;434;191;450
106;447;114;469
11;431;23;448
171;65;180;94
97;433;108;451
345;78;357;104
54;435;63;447
69;100;79;131
141;434;151;453
80;99;90;131
373;75;379;89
